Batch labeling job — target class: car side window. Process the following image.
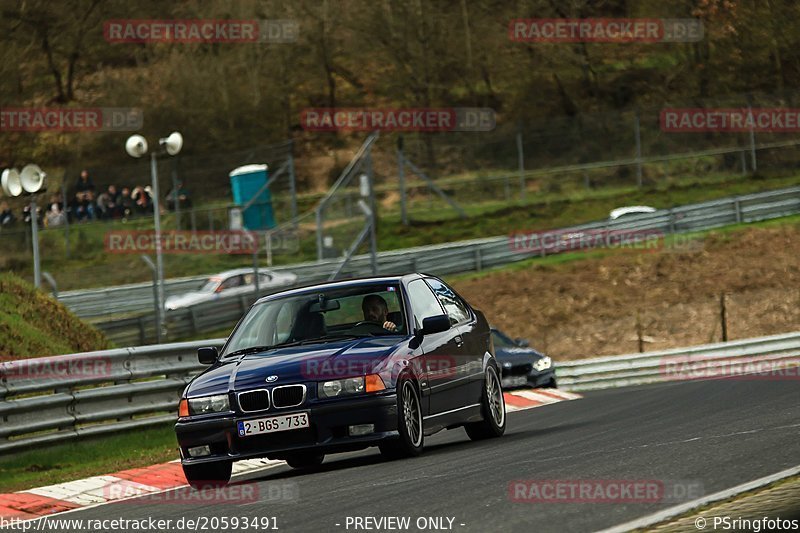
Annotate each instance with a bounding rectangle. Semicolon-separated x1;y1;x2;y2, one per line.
425;278;470;325
407;279;446;331
220;275;243;290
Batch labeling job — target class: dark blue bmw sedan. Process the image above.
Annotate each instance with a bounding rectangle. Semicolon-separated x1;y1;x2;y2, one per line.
175;273;506;486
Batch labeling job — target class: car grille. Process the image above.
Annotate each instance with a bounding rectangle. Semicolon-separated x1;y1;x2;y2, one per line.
238;389;270;412
508;364;533;376
271;385;306;408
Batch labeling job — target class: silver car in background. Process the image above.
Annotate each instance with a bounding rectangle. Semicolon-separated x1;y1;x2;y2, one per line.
165;268;298;310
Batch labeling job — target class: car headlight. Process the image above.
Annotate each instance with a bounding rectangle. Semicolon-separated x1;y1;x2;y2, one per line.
188;394;230;415
318;377;365;399
533;356;552;372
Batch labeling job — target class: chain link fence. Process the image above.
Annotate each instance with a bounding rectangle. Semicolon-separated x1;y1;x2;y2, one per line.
3;92;800;294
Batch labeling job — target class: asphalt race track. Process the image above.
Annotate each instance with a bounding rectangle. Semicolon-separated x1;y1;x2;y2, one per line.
35;378;800;533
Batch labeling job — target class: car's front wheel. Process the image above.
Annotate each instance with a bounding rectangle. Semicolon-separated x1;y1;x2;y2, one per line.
183;460;232;488
379;377;424;459
465;365;506;440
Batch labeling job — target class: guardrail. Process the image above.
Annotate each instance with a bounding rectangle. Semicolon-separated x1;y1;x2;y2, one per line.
72;185;800;344
557;331;800;390
0;339;225;454
1;332;798;454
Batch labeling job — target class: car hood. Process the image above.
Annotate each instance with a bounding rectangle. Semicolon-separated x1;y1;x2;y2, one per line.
494;347;546;366
187;337;402;397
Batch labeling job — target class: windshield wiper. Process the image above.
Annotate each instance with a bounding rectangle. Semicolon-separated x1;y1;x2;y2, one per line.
224;342;301;357
295;334;369;345
224;335;368;357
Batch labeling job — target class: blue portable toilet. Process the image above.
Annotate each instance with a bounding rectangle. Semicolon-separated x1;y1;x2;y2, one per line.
229;164;276;230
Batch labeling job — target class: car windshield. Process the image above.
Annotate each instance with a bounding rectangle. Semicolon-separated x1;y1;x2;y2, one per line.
222;283;407;357
491;329;517;348
199;277;222;292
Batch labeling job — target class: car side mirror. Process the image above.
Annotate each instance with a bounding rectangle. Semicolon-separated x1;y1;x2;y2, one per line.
198;346;219;365
421;314;451;336
514;337;530;347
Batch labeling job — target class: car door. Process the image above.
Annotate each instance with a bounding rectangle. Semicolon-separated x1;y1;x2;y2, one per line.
406;278;460;417
424;278;484;403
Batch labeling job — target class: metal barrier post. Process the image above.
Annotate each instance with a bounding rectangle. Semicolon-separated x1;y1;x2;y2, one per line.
516;126;526;200
634;111;643;187
141;254;162;343
398;136;408;225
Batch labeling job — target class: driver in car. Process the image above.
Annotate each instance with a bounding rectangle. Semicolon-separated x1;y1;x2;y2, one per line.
362;294;398;332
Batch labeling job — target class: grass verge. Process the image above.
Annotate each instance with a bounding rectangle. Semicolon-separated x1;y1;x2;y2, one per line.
0;424;179;493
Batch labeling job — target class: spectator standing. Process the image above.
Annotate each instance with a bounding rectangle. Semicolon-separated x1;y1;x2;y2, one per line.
74;169;95;195
45;194;67;227
119;187;134;220
73;189;96;221
0;201;15;227
96;185;120;220
131;185;153;215
107;185;121;217
96;189;112;219
72;170;96;221
166;181;192;211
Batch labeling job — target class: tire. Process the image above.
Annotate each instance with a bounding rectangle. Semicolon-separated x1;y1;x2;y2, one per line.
285;452;325;470
465;365;506;441
183;460;232;488
543;377;557;389
379;377;424;460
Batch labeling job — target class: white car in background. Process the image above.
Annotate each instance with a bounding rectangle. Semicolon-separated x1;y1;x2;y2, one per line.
608;205;657;220
165;268;298;310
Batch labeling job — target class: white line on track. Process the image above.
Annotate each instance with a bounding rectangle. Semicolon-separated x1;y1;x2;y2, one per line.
596;464;800;533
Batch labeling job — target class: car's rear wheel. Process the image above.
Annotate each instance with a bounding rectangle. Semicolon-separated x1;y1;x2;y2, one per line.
183;460;232;488
285;452;325;470
379;378;423;459
465;365;506;440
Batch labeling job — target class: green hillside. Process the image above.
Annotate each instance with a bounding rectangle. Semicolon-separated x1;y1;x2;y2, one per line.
0;273;111;359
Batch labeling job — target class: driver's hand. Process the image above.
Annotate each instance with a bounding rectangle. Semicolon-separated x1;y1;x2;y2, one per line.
383;321;397;332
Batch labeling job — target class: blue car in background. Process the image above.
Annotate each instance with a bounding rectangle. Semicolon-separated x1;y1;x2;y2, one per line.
491;328;556;389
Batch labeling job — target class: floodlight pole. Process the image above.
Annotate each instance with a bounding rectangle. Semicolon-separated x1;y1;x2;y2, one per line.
151;152;165;339
126;132;181;343
30;198;41;288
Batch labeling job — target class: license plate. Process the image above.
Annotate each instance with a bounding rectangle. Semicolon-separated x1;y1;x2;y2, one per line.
237;412;309;437
502;375;528;388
